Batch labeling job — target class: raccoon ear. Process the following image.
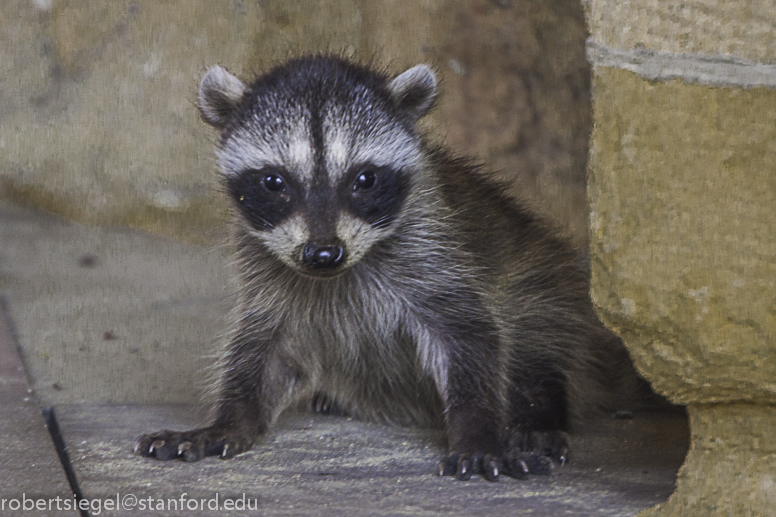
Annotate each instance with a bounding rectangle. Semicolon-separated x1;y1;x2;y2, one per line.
198;65;247;129
388;64;437;122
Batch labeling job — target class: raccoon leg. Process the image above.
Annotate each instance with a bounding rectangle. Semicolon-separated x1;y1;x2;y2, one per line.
430;299;572;481
420;300;505;481
135;336;302;462
442;381;506;482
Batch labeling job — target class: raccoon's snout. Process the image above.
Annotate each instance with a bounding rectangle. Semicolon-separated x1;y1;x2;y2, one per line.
302;243;346;269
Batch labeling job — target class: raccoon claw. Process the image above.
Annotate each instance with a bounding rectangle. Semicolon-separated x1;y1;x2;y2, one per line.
483;455;500;481
457;456;472;481
501;429;570;478
142;439;169;460
220;442;236;459
134;427;252;462
438;453;500;482
311;392;349;416
438;455;457;477
504;454;530;479
557;445;569;466
145;439;164;454
176;441;202;462
501;450;555;477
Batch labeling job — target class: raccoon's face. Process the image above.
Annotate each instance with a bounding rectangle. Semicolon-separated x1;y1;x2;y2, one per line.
198;57;437;278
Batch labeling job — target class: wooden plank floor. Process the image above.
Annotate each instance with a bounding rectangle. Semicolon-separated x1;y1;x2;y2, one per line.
0;299;78;516
56;403;688;516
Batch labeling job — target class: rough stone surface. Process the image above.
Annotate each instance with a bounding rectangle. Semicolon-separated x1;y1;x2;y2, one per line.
57;403;688;516
437;0;592;245
642;403;776;516
0;201;230;406
1;0;592;245
0;300;75;512
588;0;776;63
589;67;776;405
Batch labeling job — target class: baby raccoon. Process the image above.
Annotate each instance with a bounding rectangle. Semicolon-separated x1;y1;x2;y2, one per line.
136;55;644;481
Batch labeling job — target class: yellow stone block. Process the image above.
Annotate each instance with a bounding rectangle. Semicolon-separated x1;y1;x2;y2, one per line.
589;67;776;404
640;404;776;516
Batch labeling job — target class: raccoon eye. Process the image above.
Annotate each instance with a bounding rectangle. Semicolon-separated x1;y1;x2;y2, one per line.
263;173;286;192
353;170;377;191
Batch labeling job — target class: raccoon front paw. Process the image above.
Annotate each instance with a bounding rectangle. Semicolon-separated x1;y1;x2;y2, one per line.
502;430;570;479
438;452;501;481
134;426;254;462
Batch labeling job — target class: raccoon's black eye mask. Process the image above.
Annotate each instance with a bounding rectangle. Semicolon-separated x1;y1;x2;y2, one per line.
345;164;409;229
226;167;295;230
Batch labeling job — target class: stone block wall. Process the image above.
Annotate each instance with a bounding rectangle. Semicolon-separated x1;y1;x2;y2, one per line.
587;1;776;514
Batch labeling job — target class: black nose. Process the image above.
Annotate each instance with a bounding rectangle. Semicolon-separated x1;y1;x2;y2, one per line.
302;244;345;269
